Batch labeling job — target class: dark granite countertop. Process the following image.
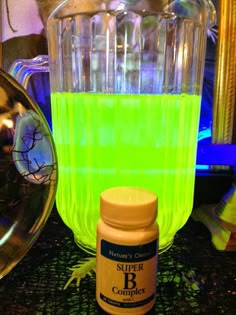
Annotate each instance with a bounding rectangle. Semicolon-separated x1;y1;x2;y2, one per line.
0;207;235;315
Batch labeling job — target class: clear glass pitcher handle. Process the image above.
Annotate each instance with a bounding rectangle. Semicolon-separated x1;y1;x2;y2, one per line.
8;55;49;89
206;0;217;28
8;55;51;129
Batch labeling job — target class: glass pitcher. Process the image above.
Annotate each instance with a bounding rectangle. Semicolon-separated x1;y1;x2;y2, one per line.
17;0;215;254
48;0;216;254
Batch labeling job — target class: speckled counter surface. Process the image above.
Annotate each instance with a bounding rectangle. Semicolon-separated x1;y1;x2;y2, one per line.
0;207;235;315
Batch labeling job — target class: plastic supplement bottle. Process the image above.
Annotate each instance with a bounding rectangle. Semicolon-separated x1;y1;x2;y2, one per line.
96;186;158;315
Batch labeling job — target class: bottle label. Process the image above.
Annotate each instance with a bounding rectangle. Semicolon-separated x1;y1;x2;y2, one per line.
98;239;158;309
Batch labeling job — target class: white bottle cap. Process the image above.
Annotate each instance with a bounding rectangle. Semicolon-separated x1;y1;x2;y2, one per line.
100;186;157;228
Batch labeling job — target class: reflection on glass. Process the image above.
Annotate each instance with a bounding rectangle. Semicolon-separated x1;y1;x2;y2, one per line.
0;68;57;279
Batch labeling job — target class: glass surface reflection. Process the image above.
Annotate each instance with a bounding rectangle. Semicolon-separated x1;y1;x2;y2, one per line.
0;68;57;279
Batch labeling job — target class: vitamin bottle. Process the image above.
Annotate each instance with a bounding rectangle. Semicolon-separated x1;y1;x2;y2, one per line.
96;186;158;315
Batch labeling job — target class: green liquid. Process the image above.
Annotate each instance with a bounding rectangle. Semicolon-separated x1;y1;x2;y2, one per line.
51;93;201;253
